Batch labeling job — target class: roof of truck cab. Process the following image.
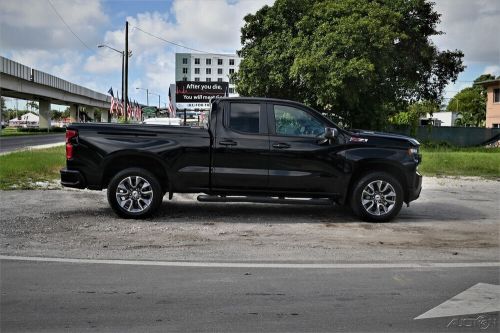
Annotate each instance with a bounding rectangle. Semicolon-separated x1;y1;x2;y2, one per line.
214;97;306;105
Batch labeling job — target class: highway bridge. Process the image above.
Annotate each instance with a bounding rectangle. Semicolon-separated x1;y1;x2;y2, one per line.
0;56;111;128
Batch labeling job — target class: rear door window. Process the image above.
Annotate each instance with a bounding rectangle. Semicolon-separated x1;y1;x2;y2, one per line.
229;103;261;134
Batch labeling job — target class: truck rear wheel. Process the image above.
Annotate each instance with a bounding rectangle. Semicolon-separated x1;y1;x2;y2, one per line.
107;168;163;219
350;172;403;222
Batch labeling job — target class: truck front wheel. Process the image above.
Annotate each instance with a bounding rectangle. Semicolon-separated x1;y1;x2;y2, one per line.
350;172;403;222
107;168;163;219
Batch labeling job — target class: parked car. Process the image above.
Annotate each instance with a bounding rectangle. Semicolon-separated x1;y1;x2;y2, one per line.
61;97;422;221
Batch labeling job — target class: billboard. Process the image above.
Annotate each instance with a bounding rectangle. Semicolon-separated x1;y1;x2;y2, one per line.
175;81;228;104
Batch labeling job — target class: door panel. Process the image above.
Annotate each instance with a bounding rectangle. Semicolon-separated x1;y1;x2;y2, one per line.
212;102;270;190
268;103;340;194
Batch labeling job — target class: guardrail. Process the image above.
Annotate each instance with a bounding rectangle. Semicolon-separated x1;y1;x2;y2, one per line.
0;56;31;80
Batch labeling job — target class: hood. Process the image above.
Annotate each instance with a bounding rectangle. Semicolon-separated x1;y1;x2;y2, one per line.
348;129;420;148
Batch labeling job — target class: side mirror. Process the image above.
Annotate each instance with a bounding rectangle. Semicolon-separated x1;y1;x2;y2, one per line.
324;127;337;139
318;127;337;144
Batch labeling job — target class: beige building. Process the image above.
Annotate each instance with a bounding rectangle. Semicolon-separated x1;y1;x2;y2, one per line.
479;79;500;128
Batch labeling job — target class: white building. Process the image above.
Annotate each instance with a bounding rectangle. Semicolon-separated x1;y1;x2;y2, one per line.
175;52;241;97
420;111;462;127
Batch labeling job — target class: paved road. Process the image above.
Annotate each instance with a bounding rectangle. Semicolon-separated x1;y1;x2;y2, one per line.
0;133;65;153
1;259;498;332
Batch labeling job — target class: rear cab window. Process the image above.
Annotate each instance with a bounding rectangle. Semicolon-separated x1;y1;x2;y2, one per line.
227;102;267;134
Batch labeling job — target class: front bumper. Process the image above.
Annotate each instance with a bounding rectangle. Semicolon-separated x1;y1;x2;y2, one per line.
408;171;422;202
60;168;86;189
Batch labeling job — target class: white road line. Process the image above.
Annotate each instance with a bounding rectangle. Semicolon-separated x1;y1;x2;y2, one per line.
1;255;499;269
415;283;500;319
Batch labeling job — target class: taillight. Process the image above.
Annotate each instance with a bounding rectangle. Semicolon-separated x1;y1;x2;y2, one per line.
66;129;78;159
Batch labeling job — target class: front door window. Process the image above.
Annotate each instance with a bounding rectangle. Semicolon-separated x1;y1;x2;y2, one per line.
274;105;324;137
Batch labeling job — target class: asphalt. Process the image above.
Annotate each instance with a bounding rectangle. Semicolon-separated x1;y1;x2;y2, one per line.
0;133;65;153
1;259;498;332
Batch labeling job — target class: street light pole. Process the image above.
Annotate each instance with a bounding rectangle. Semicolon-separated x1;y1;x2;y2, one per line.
136;87;149;106
97;44;132;118
124;20;129;122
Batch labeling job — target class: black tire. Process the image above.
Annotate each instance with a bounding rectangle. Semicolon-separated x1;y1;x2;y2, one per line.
107;168;163;219
350;172;403;222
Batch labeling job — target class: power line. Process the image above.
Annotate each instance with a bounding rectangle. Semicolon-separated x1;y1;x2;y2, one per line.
47;0;93;51
132;25;238;58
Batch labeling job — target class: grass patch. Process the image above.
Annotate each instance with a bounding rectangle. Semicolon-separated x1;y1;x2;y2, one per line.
0;146;65;190
420;148;500;178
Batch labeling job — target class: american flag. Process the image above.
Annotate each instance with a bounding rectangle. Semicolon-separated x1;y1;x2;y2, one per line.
168;86;176;117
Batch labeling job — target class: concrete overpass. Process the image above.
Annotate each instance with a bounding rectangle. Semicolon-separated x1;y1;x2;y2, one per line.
0;56;111;128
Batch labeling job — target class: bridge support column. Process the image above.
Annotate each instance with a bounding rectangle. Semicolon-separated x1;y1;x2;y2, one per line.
87;107;95;122
100;109;109;123
69;105;78;123
38;99;51;129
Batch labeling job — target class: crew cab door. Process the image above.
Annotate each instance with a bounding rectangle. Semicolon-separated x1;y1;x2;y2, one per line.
211;101;269;190
267;103;340;194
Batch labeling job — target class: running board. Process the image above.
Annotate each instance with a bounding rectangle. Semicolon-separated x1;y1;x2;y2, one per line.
196;195;333;206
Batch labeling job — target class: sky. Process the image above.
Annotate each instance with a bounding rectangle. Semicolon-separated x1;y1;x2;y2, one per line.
1;0;499;110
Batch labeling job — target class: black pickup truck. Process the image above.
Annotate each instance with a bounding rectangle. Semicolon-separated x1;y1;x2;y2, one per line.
61;97;422;222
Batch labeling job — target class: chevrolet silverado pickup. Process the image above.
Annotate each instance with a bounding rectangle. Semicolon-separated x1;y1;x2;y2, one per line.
60;97;422;222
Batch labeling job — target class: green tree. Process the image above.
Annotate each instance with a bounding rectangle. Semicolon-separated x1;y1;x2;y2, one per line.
473;74;495;84
236;0;464;130
389;100;439;135
447;86;486;127
26;101;39;111
1;97;6;113
52;110;63;121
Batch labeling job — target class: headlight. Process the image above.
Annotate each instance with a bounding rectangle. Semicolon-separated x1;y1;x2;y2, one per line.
408;147;421;163
408;147;418;155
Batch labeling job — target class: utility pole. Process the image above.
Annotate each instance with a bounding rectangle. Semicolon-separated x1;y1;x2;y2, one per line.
124;20;129;122
121;52;124;107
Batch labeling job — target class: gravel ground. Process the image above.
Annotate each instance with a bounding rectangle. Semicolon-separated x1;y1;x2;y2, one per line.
0;177;498;263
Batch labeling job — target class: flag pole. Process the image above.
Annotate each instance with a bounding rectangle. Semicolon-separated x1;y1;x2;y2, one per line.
124;20;129;122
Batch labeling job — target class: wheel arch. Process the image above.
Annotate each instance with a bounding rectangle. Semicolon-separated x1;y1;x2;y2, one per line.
345;160;409;205
100;151;170;192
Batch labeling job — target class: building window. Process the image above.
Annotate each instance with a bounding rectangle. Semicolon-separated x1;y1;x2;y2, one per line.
229;68;235;74
229;78;235;84
182;67;188;74
229;59;235;65
217;68;223;75
194;77;200;82
182;58;188;64
206;68;211;74
217;78;223;82
206;58;211;65
494;88;500;103
206;78;211;82
183;77;187;81
194;68;200;74
218;59;223;65
229;87;235;94
194;58;200;64
492;124;499;128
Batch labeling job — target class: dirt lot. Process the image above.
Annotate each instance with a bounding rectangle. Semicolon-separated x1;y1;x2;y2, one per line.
0;177;498;263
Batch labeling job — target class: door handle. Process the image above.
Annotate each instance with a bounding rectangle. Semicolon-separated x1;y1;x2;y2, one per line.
219;140;237;146
272;143;291;149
